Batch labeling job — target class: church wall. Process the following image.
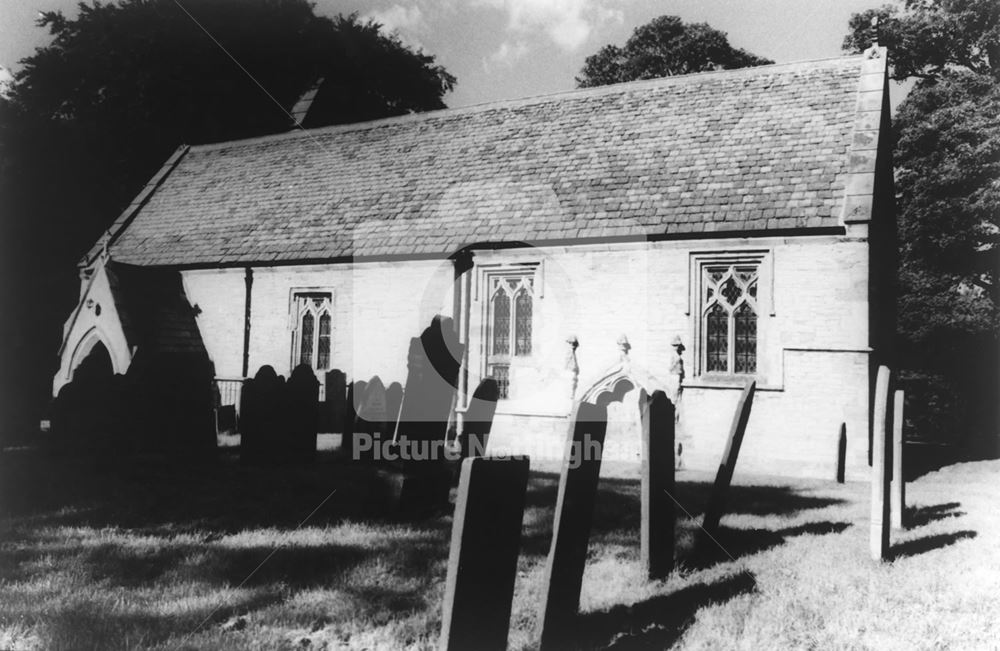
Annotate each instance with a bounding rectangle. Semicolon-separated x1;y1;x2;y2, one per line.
481;233;872;480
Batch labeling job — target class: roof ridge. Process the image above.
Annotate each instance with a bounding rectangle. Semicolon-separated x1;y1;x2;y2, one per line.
191;54;866;153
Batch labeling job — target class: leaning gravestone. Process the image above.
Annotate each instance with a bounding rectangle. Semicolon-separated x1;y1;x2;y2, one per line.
287;364;319;463
460;378;500;458
891;389;905;530
385;382;404;439
870;365;892;561
701;381;756;538
640;389;675;581
356;376;388;462
439;456;530;651
537;401;609;651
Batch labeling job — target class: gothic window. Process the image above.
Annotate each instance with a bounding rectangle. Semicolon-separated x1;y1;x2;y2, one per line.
293;293;333;371
701;265;758;375
487;272;535;399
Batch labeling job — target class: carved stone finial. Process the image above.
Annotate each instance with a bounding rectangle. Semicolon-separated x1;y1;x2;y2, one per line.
566;334;579;350
870;15;879;45
617;334;631;362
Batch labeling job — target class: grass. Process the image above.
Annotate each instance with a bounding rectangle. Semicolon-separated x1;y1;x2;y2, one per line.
0;444;997;650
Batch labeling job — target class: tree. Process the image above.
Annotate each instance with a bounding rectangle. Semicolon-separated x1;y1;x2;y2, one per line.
0;0;455;440
845;1;1000;454
577;16;772;87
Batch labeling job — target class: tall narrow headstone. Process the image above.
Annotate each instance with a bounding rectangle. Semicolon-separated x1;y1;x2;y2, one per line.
460;378;500;457
439;456;530;651
836;423;847;484
537;401;608;651
356;376;388;462
640;390;675;580
870;365;891;561
891;389;905;530
701;381;756;537
287;364;319;463
324;369;347;433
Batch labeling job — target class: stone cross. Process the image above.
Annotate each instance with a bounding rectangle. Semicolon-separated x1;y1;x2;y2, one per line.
640;389;675;580
891;389;905;530
870;365;892;561
537;400;608;651
701;381;756;537
439;456;530;651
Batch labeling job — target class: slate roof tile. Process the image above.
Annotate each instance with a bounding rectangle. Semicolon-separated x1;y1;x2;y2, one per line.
105;56;868;267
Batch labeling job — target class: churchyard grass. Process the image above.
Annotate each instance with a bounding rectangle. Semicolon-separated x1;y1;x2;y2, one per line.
0;446;996;650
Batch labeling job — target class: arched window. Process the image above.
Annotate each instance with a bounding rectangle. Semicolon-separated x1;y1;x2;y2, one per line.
701;265;758;375
293;293;333;371
486;272;535;398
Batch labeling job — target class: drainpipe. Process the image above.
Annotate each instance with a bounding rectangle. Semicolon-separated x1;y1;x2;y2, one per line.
242;267;253;377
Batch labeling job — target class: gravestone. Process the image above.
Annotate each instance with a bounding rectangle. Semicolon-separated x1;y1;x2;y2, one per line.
324;369;347;433
836;423;847;484
460;378;500;458
870;365;892;561
385;382;404;439
537;401;609;651
701;381;756;538
640;389;675;581
240;365;286;465
397;316;464;444
287;364;319;463
343;380;366;460
439;456;530;651
891;389;905;530
356;376;388;462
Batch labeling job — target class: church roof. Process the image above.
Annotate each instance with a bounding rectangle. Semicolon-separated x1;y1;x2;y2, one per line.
92;53;884;268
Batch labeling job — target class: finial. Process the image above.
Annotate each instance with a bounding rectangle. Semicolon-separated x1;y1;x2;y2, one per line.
870;15;880;47
617;334;631;357
566;334;579;350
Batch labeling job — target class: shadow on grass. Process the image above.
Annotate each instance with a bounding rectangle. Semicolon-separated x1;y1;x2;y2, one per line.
572;570;757;650
686;521;852;569
905;502;963;528
891;531;978;560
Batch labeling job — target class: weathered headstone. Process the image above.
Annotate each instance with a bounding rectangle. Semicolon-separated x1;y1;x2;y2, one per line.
701;381;756;537
287;364;319;463
439;456;530;651
397;316;465;444
640;389;675;581
537;401;608;651
891;389;905;530
324;369;347;433
343;379;366;460
356;376;388;462
836;422;847;484
240;365;286;465
460;378;500;458
870;365;891;561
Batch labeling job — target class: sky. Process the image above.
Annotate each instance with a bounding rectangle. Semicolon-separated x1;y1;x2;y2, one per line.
0;0;903;108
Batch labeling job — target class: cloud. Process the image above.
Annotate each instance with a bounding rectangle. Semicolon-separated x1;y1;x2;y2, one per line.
364;4;428;48
481;0;623;52
485;40;530;69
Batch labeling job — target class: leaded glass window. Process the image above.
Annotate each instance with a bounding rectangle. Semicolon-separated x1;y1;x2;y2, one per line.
487;272;535;399
294;293;333;371
701;265;758;375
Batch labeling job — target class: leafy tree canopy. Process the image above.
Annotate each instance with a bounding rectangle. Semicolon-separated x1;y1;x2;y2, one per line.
0;0;455;437
577;15;773;88
843;0;1000;81
845;0;999;448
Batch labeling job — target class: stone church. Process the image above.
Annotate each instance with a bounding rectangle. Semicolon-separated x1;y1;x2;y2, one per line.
54;46;895;480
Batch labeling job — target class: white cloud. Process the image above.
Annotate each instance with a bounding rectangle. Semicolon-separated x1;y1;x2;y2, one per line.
485;40;530;69
481;0;623;52
364;4;428;49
